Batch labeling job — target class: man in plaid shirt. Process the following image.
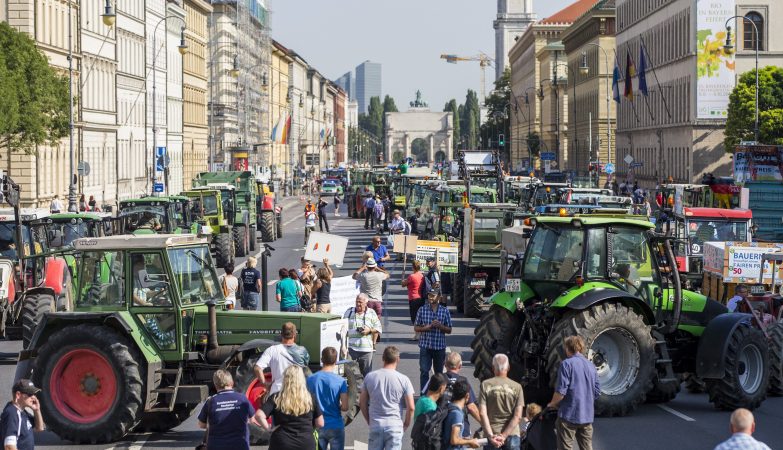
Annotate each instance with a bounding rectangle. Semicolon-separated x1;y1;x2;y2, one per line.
414;289;453;392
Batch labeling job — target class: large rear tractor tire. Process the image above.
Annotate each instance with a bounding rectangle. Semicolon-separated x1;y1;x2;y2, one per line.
470;305;522;381
21;292;55;349
233;353;271;445
32;325;145;444
260;211;276;242
547;303;656;417
249;224;258;251
276;213;283;238
464;286;486;319
706;322;769;410
234;225;249;257
134;404;198;432
767;322;783;396
214;233;234;268
453;269;464;314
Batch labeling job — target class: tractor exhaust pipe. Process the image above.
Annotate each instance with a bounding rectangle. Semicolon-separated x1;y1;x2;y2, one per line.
664;240;682;334
205;300;234;363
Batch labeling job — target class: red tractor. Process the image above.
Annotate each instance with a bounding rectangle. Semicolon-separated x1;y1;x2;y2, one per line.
256;181;282;242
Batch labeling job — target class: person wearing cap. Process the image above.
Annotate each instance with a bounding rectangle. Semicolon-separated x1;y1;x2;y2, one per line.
254;322;310;396
414;289;452;392
2;379;44;450
353;258;390;318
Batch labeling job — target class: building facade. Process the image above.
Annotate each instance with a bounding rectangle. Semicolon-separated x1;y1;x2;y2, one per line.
355;60;381;114
182;0;211;188
269;40;292;185
494;0;536;80
335;71;353;100
561;0;616;178
334;87;347;164
615;0;782;186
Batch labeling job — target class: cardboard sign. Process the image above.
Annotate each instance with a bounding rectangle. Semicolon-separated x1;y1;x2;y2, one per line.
319;318;349;363
415;240;459;273
392;234;418;254
328;276;361;318
304;231;348;266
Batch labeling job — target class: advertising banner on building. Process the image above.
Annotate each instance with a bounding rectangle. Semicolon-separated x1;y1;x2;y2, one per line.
733;145;783;182
696;0;736;119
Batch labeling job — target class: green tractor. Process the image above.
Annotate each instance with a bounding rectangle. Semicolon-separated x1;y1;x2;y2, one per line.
116;196;196;235
193;171;257;257
346;168;373;219
471;215;781;415
453;204;527;318
16;234;362;444
181;188;235;268
417;184;497;241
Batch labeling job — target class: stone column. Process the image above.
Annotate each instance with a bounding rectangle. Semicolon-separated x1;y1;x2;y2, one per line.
404;133;411;160
428;134;435;165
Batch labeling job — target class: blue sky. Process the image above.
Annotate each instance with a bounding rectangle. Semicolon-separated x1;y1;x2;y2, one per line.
271;0;575;111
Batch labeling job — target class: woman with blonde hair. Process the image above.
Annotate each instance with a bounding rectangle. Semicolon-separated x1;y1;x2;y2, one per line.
257;366;323;450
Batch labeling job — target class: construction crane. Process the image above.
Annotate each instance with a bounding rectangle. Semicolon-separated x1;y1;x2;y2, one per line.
440;53;494;105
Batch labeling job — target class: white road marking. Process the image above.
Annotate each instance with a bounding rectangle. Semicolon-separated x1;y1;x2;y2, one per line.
107;434;150;450
657;404;695;422
353;441;368;450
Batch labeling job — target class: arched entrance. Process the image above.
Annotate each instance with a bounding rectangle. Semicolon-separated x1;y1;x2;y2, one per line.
434;151;446;163
411;138;430;163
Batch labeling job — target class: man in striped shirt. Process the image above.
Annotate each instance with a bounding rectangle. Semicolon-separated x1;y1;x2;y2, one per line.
343;293;382;377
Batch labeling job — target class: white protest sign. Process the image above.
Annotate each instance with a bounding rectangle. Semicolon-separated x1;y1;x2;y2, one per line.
328;275;360;318
392;234;418;254
319;318;349;363
304;231;349;266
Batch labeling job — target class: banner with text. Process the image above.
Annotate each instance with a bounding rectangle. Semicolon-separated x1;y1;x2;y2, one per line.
415;240;459;273
696;0;735;119
733;145;783;183
328;275;360;318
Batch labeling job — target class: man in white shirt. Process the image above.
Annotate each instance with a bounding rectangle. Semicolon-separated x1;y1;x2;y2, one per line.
49;195;64;214
254;322;310;395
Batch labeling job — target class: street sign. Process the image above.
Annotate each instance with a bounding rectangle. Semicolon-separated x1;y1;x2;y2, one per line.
540;152;556;161
630;162;644;168
156;146;166;158
604;162;615;174
77;161;91;176
624;154;634;165
153;183;164;193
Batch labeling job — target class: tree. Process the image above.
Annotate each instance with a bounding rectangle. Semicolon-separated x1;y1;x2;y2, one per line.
382;95;398;114
367;96;384;139
480;68;512;154
0;22;69;154
444;99;460;154
464;90;481;149
725;66;783;149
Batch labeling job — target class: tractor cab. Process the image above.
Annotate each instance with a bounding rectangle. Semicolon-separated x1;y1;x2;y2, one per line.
42;212;110;248
658;207;753;289
117;197;195;235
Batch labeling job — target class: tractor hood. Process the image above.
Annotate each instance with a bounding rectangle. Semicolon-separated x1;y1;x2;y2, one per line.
191;310;348;366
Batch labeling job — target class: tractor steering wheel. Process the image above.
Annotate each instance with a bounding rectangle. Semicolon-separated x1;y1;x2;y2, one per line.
147;289;169;306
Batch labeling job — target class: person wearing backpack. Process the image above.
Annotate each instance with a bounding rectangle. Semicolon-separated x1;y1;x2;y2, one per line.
442;380;481;449
414;373;448;420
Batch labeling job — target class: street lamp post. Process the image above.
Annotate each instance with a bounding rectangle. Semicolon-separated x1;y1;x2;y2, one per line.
523;86;537;163
724;17;760;143
151;16;187;196
579;43;613;170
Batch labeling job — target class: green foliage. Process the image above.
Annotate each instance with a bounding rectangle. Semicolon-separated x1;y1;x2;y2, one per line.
0;22;69;154
444;99;460;154
464;90;480;149
382;95;398;114
480;68;511;151
725;66;783;149
366;96;384;139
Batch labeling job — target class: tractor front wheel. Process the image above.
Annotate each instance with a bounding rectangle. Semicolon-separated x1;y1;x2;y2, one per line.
706;322;769;410
214;232;234;268
234;225;249;257
32;325;145;444
249;224;258;251
21;292;55;349
470;304;522;381
260;211;276;242
547;303;656;417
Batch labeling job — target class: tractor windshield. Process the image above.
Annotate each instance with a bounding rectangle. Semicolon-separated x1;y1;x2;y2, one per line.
0;223;30;260
202;195;218;215
522;225;585;281
685;219;749;250
60;222;90;246
470;192;494;203
168;246;221;305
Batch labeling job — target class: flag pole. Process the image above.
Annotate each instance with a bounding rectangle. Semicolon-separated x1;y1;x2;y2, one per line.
627;43;655;121
614;49;641;123
639;34;673;120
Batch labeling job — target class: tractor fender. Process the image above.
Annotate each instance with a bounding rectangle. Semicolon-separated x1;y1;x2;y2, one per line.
260;196;275;211
43;257;68;295
220;338;278;368
561;288;657;325
695;313;753;379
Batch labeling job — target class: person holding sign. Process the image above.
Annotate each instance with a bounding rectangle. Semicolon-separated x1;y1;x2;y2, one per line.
353;259;389;318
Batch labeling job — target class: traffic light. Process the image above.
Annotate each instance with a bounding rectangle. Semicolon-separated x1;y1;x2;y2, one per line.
498;134;505;147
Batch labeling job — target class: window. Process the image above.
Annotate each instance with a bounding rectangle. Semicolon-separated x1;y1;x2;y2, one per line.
78;250;125;307
130;252;172;307
743;12;764;51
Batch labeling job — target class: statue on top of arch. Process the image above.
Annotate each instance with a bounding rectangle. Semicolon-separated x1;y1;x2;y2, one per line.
410;90;428;108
